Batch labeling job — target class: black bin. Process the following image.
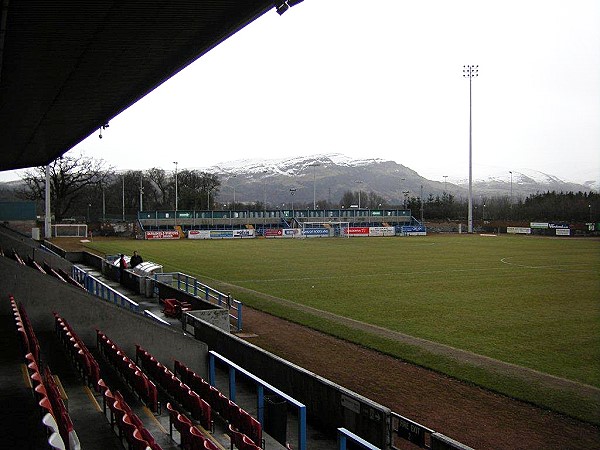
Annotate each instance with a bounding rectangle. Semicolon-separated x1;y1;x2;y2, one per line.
264;394;287;445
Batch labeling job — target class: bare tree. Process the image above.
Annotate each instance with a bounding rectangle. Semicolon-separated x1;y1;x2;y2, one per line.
145;167;170;208
20;153;112;220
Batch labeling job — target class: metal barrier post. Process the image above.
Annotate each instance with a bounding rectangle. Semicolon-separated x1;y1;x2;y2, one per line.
299;405;307;450
237;301;243;332
257;385;264;424
208;353;216;386
339;432;347;450
185;274;190;293
229;366;236;402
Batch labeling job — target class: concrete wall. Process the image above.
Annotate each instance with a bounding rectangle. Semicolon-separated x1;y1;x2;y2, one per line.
186;309;230;333
1;256;208;377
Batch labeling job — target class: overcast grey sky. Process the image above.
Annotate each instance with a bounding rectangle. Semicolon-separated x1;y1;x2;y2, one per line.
2;0;599;184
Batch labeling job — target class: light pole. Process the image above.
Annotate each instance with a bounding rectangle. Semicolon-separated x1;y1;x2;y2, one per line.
509;171;513;204
262;170;268;209
231;174;237;210
420;184;424;224
399;177;406;208
122;175;125;221
443;175;448;193
463;64;478;233
173;161;178;212
289;188;296;213
402;191;410;209
310;163;320;210
355;180;363;209
139;172;144;212
87;203;91;223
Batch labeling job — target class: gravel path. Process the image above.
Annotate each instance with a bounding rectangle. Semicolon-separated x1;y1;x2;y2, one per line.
239;306;600;450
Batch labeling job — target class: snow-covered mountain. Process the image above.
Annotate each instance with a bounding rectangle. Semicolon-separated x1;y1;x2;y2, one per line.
198;154;596;205
1;153;595;205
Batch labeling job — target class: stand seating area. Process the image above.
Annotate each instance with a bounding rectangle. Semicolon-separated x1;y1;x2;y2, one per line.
10;295;81;450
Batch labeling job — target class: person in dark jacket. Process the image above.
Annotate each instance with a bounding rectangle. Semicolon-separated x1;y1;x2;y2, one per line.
119;254;127;283
130;251;143;268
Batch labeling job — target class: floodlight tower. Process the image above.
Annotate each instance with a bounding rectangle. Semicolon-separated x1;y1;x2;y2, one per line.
355;180;364;209
310;163;320;210
463;64;478;233
289;188;296;212
173;161;178;211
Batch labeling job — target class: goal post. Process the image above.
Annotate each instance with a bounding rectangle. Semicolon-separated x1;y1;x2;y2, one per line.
52;224;88;238
300;221;350;238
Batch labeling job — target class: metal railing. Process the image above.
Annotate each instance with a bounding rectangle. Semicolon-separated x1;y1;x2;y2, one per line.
156;272;242;332
72;265;139;313
338;428;380;450
209;351;307;450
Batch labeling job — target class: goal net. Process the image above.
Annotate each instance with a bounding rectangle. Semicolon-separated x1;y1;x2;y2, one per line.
52;224;88;238
300;221;350;238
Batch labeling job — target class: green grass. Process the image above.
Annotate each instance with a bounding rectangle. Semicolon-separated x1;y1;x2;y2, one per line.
84;235;600;422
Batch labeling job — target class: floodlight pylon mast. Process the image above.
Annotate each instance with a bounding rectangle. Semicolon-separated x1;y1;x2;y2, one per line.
463;64;478;233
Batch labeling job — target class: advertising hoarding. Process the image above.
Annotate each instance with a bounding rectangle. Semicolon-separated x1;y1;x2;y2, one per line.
145;230;179;240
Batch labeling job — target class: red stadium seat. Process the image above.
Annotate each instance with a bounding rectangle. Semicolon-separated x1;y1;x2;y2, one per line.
121;414;139;449
204;438;221;450
238;409;262;446
39;396;55;417
103;388;116;419
132;429;150;450
225;400;241;425
189;426;207;450
139;427;162;450
166;402;177;437
241;434;262;450
110;400;127;436
174;413;193;448
228;424;245;450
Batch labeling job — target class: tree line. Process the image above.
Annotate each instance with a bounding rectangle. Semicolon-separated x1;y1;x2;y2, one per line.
18;153;220;221
13;153;599;223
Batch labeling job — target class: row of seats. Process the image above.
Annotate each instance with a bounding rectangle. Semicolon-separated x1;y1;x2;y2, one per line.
5;248;25;265
171;356;262;449
22;255;86;290
9;296;80;450
97;379;162;450
166;402;219;450
25;255;46;274
96;330;160;413
53;313;101;390
136;345;212;431
12;296;40;362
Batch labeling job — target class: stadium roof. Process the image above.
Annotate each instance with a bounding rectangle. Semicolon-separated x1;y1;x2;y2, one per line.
0;0;278;171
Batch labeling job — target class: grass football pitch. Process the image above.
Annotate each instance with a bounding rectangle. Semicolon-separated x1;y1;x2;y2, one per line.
84;234;600;422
